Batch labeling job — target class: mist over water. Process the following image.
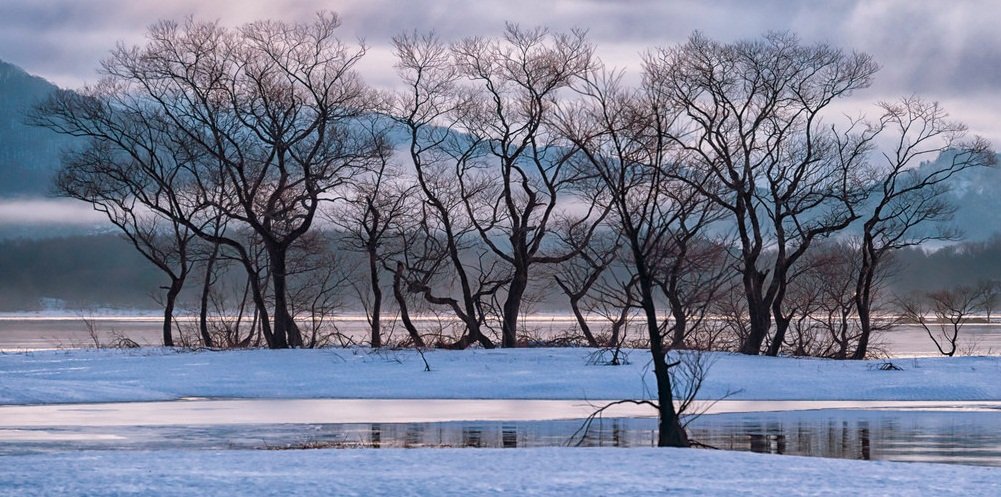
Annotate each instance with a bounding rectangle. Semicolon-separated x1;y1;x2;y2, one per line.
1;316;1000;357
0;198;105;227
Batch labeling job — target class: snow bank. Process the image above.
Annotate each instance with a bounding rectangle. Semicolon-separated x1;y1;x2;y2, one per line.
2;348;1000;405
1;447;997;497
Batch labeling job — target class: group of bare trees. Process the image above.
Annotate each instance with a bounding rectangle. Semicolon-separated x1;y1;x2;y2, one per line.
32;14;996;446
35;14;383;348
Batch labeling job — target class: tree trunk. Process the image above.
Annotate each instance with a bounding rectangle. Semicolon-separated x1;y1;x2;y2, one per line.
501;263;529;348
852;296;873;360
238;254;274;348
462;301;493;349
234;277;253;347
250;307;262;347
739;274;771;355
835;308;851;359
610;304;629;348
368;247;382;348
851;256;877;360
766;266;791;357
162;278;183;347
629;234;687;447
443;225;493;349
767;314;790;356
668;294;687;349
198;243;219;348
639;271;687;447
267;244;298;349
392;262;425;348
569;295;598;347
741;302;771;355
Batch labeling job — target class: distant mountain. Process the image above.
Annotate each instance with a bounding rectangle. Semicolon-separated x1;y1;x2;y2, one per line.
0;60;71;196
935;156;1001;241
0;58;1000;240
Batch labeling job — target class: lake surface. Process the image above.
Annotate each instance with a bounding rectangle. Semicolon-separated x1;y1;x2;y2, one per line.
6;399;998;426
1;399;1000;466
4;317;1000;467
2;315;1001;356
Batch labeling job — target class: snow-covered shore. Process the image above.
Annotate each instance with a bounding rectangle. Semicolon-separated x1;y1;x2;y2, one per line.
2;348;1000;405
2;447;998;497
3;348;1001;496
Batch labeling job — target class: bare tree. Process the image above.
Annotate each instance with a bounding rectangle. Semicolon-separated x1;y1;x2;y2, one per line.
900;284;987;357
388;260;426;348
654;228;732;351
975;279;1001;323
557;67;722;447
202;249;265;348
705;283;752;352
36;13;383;348
390;32;560;348
393;202;511;349
331;153;415;347
286;231;350;348
389;32;499;349
553;229;622;347
782;265;831;357
570;350;721;448
780;240;893;358
392;27;605;348
54;142;196;347
588;268;640;350
647;32;878;355
449;25;603;348
850;98;995;359
193;236;224;348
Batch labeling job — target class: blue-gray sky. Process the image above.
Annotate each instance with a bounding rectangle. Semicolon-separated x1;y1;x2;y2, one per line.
2;0;1000;142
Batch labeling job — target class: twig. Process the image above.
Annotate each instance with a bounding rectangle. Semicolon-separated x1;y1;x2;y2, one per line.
416;347;432;372
566;399;658;447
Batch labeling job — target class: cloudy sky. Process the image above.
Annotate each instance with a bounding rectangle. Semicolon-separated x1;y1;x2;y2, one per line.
2;0;999;142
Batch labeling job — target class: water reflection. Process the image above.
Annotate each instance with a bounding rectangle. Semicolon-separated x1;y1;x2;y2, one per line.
502;426;517;448
4;410;1001;467
688;410;1001;466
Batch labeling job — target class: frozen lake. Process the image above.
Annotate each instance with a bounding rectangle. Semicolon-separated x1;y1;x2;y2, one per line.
1;315;1000;356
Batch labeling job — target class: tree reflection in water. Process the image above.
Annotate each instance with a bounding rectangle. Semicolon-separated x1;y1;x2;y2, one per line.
4;411;1001;467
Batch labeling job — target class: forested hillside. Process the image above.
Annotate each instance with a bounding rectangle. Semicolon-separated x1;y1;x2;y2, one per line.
0;60;70;195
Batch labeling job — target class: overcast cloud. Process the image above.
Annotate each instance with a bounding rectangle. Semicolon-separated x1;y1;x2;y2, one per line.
2;0;1000;142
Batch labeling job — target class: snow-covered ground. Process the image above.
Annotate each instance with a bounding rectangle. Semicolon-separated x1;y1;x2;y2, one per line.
2;447;998;497
3;348;1001;495
2;348;1000;405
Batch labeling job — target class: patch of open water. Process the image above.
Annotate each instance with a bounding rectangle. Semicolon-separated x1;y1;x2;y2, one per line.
2;316;1001;356
3;316;1001;466
2;399;1001;467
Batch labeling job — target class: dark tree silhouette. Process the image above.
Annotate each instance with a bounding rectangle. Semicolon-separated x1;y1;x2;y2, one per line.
851;98;995;359
392;27;605;348
899;284;988;357
390;31;499;349
331;155;415;348
553;229;622;347
558;68;722;447
54;141;196;347
647;32;878;355
36;13;383;348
